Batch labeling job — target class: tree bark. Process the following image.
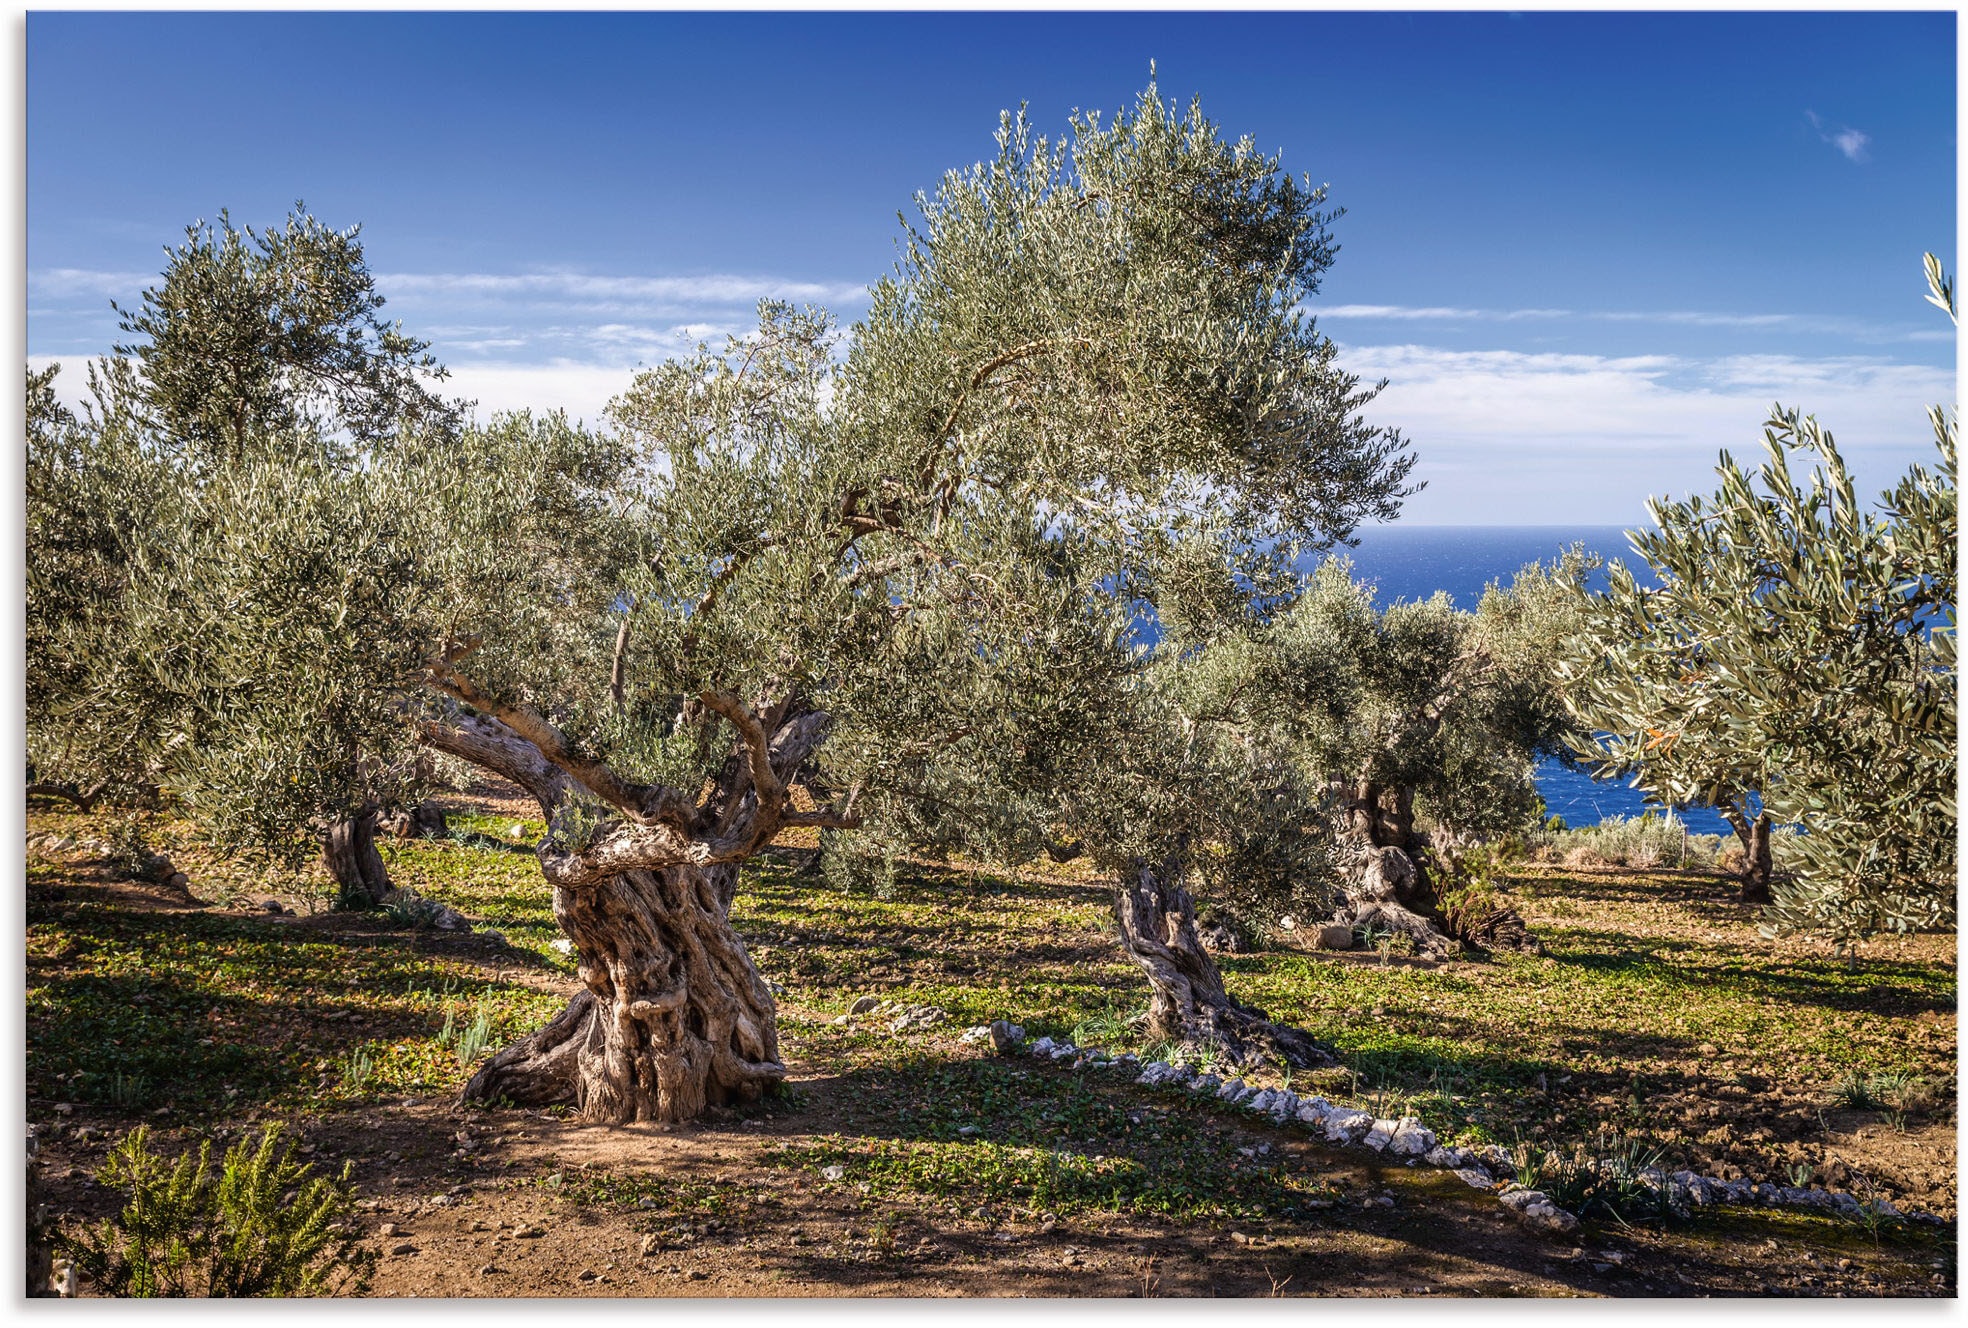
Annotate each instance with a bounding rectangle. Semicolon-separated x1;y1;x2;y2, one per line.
322;805;390;910
1112;858;1334;1070
26;781;106;813
462;861;782;1122
1334;843;1465;959
1718;801;1775;904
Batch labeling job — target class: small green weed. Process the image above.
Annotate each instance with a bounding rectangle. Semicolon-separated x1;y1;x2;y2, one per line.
1834;1067;1915;1111
456;1008;495;1069
339;1048;375;1094
383;894;444;930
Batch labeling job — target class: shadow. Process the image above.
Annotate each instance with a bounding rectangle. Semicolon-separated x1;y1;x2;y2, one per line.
1544;931;1954;1019
27;886;561;1115
510;1049;1948;1297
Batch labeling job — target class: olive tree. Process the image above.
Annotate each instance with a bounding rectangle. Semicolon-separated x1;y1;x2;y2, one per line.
34;86;1415;1117
1218;552;1588;954
1559;258;1956;938
28;208;465;906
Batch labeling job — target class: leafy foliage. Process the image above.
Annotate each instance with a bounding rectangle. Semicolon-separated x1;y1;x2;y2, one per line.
57;1123;373;1296
1561;258;1956;938
111;206;457;459
1248;549;1595;849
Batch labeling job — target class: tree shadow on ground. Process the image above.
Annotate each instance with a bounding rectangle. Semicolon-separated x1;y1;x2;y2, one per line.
27;888;561;1115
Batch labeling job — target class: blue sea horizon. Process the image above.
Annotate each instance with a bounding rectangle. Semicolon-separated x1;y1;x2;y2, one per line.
1317;523;1730;837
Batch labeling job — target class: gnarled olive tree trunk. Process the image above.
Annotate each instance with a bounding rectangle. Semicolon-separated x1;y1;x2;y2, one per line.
419;675;842;1127
1113;858;1333;1070
463;861;782;1121
1719;801;1775;904
322;804;390;910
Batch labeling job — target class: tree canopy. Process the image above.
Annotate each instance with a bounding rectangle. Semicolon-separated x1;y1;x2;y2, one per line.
1559;258;1957;940
29;84;1422;1117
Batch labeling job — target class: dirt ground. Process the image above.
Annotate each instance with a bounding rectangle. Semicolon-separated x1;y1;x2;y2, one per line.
31;954;1954;1298
27;782;1957;1299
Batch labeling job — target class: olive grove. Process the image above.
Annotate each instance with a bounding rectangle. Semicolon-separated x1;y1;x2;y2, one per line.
29;87;1422;1121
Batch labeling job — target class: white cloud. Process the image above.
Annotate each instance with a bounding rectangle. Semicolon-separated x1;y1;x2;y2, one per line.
28;268;152;298
375;270;870;308
1806;110;1871;163
443;361;638;427
1337;343;1951;523
28;353;636;432
1311;301;1927;340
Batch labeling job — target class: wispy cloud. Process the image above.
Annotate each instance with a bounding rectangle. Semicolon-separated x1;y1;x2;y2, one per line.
375;270;870;308
1311;303;1570;321
1806;110;1871;163
29;268;154;298
1333;342;1951;522
1310;301;1933;342
30;265;869;367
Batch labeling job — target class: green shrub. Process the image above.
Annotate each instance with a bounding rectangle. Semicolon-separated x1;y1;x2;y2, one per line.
1536;811;1725;870
57;1123;373;1296
382;893;443;929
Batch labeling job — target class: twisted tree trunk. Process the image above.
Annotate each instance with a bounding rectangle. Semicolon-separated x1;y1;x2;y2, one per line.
1719;801;1775;904
464;861;781;1121
1113;858;1333;1070
322;804;390;910
417;682;845;1126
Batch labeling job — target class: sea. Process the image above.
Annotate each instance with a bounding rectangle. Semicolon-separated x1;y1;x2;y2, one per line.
1312;524;1730;835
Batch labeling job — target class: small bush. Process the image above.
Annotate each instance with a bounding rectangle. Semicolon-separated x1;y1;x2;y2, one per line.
1537;811;1720;871
382;893;443;929
57;1124;374;1296
1512;1130;1675;1224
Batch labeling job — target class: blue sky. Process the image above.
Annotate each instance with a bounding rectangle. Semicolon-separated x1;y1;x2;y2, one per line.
27;9;1958;524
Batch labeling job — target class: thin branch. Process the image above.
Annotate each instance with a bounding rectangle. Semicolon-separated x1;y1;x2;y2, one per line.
609;611;633;712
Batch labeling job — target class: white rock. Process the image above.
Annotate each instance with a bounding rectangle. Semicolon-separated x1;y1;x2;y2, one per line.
1388;1119;1436;1157
849;996;881;1015
1361;1118;1400;1151
1245;1089;1277;1113
1323;1109;1373;1143
821;1166;845;1181
550;938;576;955
1190;1073;1221;1094
1028;1037;1057;1057
958;1026;993;1044
1215;1078;1247;1102
1295;1103;1328;1125
1452;1167;1495;1190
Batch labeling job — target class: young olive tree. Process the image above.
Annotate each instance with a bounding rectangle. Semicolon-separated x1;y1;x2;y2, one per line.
1559;258;1956;938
